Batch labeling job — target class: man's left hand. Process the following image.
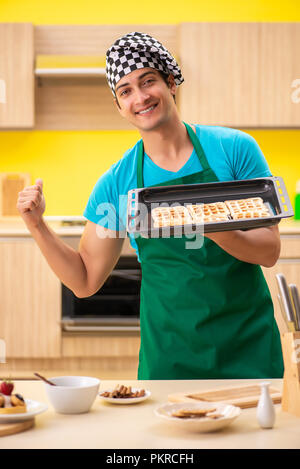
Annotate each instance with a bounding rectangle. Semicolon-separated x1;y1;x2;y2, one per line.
203;225;280;268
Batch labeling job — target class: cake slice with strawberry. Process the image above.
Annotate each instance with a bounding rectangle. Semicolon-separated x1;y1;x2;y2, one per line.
0;379;27;414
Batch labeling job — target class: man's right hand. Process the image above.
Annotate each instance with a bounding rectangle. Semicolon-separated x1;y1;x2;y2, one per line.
17;178;46;229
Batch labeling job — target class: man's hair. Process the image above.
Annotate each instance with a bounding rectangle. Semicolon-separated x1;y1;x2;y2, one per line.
115;70;176;109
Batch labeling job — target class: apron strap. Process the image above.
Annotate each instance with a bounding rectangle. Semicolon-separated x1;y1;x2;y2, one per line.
137;122;210;188
137;141;144;189
183;122;210;171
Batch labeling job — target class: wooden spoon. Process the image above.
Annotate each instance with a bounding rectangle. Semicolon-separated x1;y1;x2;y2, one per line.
34;372;56;386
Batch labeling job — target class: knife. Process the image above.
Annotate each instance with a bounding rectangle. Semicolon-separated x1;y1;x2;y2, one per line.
277;293;296;332
289;284;300;331
275;273;296;332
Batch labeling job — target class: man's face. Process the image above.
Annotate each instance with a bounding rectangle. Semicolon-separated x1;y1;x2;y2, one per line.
114;67;176;131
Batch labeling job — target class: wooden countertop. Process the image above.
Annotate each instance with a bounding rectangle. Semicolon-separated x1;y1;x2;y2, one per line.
0;217;85;237
1;217;300;236
278;219;300;234
0;217;136;255
1;378;300;449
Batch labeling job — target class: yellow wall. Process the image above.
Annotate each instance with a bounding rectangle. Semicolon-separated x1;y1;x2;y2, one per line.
1;0;300;215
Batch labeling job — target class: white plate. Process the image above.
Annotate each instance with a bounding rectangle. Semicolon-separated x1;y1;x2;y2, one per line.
98;388;151;405
0;399;48;423
154;401;241;433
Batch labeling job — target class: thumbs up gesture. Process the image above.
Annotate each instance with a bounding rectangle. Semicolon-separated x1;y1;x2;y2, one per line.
17;178;46;229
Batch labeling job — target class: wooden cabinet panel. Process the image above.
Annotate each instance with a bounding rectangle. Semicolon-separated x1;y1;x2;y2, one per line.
34;25;178;56
179;23;300;127
62;335;140;358
0;23;34;128
34;76;133;130
258;23;300;126
0;239;61;357
280;236;300;258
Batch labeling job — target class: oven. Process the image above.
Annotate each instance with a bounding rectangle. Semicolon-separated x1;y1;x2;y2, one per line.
61;255;141;332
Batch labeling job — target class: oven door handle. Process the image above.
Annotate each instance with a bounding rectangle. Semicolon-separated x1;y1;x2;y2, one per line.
61;323;140;332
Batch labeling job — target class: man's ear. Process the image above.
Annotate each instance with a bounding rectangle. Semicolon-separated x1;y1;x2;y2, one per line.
114;97;121;111
167;74;176;97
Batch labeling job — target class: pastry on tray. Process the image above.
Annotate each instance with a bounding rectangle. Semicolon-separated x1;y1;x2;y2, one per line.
186;202;230;223
225;197;271;220
150;197;271;227
0;379;27;414
151;205;193;228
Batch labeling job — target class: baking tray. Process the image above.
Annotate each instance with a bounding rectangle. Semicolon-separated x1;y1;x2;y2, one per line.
126;176;294;237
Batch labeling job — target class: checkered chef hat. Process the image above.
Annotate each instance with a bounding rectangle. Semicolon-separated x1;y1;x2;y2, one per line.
105;31;184;97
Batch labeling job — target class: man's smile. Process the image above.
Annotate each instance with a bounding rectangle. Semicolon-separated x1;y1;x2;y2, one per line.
135;103;158;115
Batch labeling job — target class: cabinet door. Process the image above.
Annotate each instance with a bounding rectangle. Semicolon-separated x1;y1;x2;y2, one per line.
0;239;61;357
179;23;300;127
0;23;34;128
262;260;300;335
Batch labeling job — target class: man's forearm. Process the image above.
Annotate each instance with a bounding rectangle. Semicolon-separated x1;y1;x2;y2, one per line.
30;218;88;296
205;226;280;267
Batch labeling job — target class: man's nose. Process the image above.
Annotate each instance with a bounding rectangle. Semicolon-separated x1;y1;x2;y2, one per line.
134;88;151;105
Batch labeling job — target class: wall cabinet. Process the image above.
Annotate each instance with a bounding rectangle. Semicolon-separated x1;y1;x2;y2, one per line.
179;22;300;127
1;22;300;130
0;23;35;129
0;238;61;358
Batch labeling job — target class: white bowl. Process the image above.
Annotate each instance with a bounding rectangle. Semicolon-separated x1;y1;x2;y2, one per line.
44;376;100;414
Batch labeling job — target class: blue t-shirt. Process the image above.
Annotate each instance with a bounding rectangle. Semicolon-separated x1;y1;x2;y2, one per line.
83;125;272;260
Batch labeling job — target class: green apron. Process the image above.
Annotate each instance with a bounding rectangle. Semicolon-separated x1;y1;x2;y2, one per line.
134;122;284;380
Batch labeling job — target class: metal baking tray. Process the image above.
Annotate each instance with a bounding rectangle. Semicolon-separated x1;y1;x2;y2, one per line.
126;176;294;237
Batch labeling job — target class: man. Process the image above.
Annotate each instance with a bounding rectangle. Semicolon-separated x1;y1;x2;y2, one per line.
17;32;283;380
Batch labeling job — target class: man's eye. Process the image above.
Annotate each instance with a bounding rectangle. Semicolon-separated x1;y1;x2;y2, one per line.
120;89;129;97
144;79;154;86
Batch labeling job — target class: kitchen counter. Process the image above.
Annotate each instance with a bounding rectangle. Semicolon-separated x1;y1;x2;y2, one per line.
0;217;85;237
1;378;300;449
1;217;300;236
0;216;136;255
277;218;300;234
